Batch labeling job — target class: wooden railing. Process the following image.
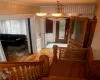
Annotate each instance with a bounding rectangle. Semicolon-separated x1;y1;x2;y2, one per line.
52;45;100;79
53;45;90;61
0;55;49;80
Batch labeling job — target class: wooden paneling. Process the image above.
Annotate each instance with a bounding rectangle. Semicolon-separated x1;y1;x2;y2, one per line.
58;47;89;60
50;60;86;78
86;47;100;80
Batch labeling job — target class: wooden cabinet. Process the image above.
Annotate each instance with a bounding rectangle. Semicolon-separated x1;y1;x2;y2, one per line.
68;17;97;48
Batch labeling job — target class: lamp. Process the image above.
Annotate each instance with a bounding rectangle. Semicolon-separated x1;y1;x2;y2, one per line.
51;1;64;17
36;1;80;19
36;1;64;17
36;13;47;17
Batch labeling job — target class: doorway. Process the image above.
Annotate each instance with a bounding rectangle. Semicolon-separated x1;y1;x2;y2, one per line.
0;19;32;61
55;20;69;43
45;19;69;48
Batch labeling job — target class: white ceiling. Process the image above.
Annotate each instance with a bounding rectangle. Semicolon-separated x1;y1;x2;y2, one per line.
0;0;97;6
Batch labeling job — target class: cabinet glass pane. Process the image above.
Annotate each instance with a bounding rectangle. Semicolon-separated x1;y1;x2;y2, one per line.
71;20;84;43
59;20;66;39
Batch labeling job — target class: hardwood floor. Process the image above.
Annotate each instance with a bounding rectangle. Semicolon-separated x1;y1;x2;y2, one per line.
7;48;30;62
24;49;54;65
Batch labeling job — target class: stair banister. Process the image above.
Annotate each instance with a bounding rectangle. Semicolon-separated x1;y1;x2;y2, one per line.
0;55;49;80
53;45;58;63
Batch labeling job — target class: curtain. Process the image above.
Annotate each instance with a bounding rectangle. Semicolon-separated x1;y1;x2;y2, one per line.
0;19;27;35
0;41;6;61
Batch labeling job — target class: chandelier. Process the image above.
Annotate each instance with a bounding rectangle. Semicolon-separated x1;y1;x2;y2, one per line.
36;1;65;17
36;1;80;21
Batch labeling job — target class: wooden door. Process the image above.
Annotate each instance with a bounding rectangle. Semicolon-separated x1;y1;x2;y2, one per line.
55;19;69;43
68;17;89;48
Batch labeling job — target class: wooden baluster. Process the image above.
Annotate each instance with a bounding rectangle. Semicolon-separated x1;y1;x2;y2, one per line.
28;65;33;80
38;64;41;78
39;55;49;76
39;63;43;77
1;68;9;80
10;68;15;80
53;45;58;63
30;65;34;79
34;65;37;79
31;65;35;79
12;67;19;80
19;66;25;80
36;65;39;78
24;66;29;80
4;68;12;80
35;64;39;79
0;74;3;80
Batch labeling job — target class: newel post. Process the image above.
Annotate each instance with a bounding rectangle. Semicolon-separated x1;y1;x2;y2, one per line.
53;45;58;63
39;55;49;76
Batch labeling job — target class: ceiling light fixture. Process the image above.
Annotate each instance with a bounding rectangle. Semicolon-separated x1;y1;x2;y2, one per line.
35;1;80;20
36;13;47;17
36;1;64;18
51;1;64;17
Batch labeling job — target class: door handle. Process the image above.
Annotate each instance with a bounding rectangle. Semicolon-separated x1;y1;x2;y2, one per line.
66;30;69;35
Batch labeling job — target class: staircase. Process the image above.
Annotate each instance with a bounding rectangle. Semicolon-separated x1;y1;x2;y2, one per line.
50;60;86;78
0;45;96;80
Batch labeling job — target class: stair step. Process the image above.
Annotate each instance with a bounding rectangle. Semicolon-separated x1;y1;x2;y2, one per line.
50;60;86;78
42;76;87;80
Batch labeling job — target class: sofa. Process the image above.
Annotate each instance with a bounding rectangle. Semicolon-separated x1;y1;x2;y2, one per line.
0;34;26;47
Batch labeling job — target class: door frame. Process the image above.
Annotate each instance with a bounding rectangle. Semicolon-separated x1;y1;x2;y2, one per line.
68;17;89;47
55;19;69;43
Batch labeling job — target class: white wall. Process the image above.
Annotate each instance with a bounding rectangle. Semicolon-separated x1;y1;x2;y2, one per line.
30;16;42;53
91;4;100;60
40;19;46;48
35;16;42;52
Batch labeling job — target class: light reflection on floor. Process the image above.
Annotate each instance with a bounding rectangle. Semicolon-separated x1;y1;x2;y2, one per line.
46;43;67;48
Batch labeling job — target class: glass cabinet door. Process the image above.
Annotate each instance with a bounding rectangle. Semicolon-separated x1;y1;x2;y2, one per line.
71;20;84;43
68;17;88;47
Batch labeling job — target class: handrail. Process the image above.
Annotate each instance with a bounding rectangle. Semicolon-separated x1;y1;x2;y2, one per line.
0;55;49;80
53;45;90;61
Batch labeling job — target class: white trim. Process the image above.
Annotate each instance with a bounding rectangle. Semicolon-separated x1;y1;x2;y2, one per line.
25;19;31;53
0;14;34;20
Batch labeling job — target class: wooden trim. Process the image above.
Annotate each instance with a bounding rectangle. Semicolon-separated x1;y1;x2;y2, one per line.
87;17;97;47
68;17;89;48
55;19;69;43
86;47;94;78
0;62;43;68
